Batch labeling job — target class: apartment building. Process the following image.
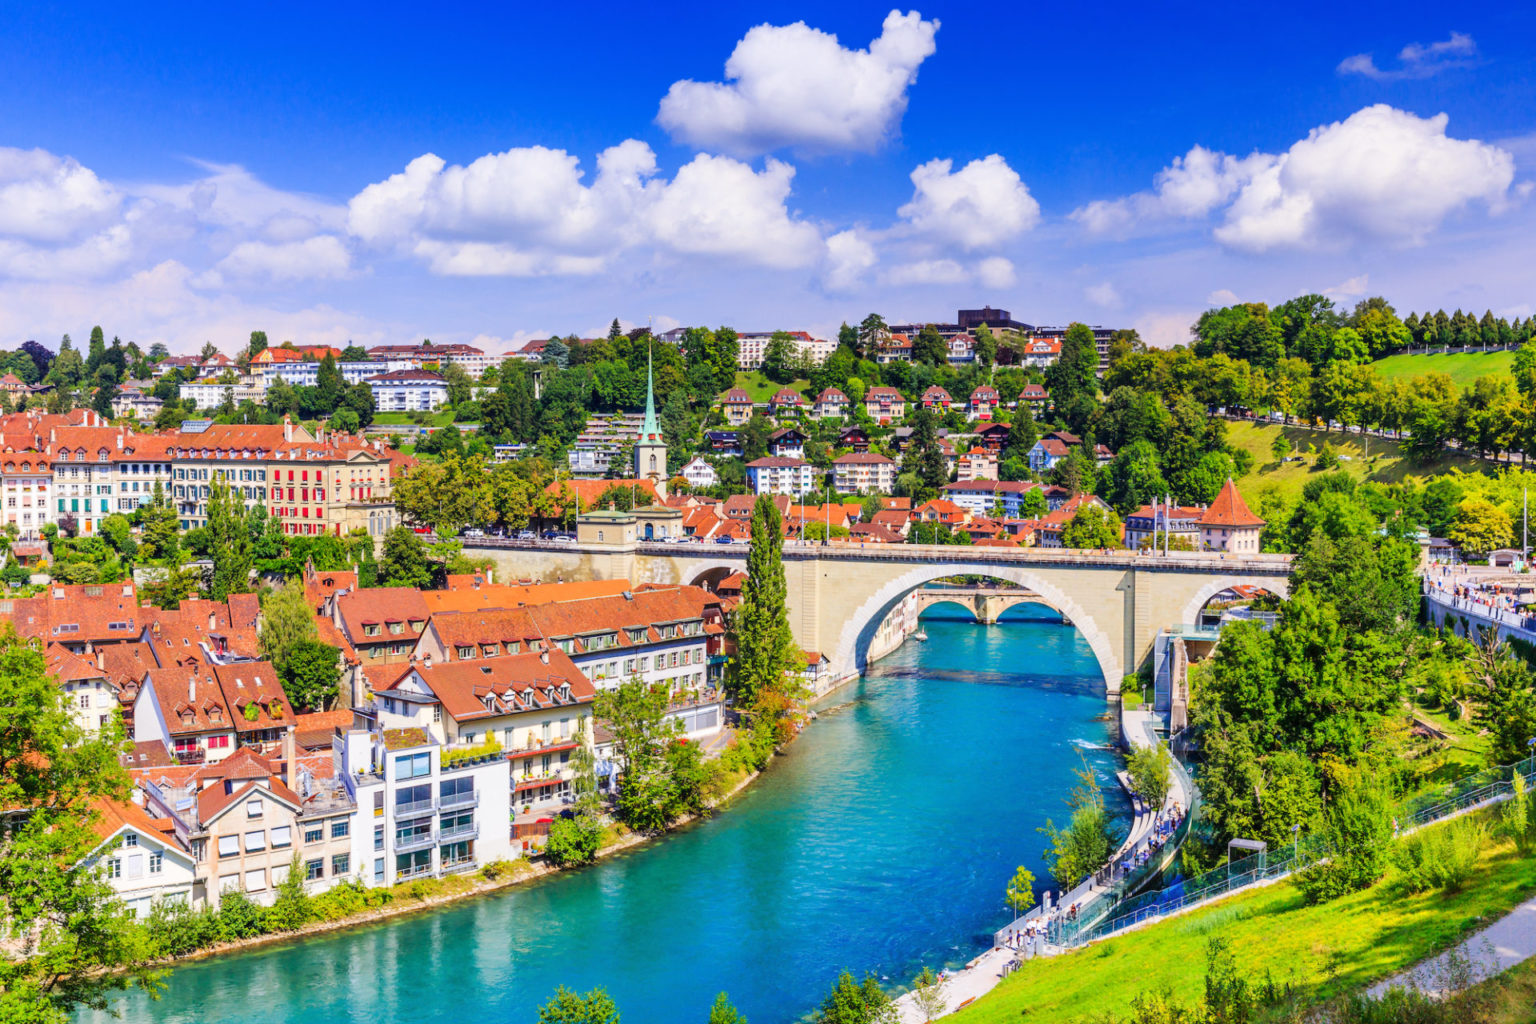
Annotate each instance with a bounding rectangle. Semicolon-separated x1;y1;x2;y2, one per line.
733;331;833;371
746;456;816;497
336;726;514;884
365;369;449;411
365;343;500;376
863;386;906;422
0;450;50;536
133;661;293;766
812;387;848;419
721;389;754;426
832;453;897;495
178;379;266;410
255;359;417;390
139;744;356;908
956;447;998;482
942;480;1044;518
410;585;725;696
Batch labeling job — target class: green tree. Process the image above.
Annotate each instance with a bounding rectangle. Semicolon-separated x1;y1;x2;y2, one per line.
442;361;474;407
545;718;605;867
912;326;947;366
706;994;748;1024
1038;756;1118;889
856;313;887;361
279;639;341;711
1126;741;1173;811
1004;864;1035;916
258;578;318;667
315;353;345;412
1044;323;1099;425
0;628;161;1022
137;481;181;564
972;324;997;367
205;481;253;601
909;968;947;1024
537;986;621;1024
1061;502;1121;549
1269;433;1291;463
378;526;435;588
901;407;950;500
1447;496;1514;554
729;496;801;711
813;970;897;1024
593;678;678;833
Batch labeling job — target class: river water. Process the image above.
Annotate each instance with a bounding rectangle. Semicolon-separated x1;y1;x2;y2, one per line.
88;603;1124;1024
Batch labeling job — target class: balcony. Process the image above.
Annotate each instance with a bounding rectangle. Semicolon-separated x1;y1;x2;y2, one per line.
394;829;435;853
396;863;434;882
393;797;435;819
439;788;478;810
439;822;478;842
440;855;477;874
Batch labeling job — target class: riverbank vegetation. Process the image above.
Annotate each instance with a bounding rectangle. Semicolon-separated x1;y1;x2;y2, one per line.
951;807;1536;1024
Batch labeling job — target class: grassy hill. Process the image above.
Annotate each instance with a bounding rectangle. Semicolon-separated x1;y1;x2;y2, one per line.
951;810;1536;1023
1224;419;1488;507
730;371;810;402
1371;349;1514;389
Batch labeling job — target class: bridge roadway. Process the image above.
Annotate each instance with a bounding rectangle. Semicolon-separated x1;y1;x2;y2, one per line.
462;537;1293;693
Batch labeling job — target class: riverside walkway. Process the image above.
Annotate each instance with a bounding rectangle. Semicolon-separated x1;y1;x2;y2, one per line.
895;707;1194;1022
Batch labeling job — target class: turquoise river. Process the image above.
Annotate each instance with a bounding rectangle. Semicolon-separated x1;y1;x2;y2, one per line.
86;602;1127;1024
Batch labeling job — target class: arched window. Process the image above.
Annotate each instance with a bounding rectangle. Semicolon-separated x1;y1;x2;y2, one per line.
648;454;657;474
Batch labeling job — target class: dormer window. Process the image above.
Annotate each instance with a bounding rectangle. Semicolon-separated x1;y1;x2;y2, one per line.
409;620;424;632
363;624;380;637
389;622;403;635
457;646;475;660
481;644;498;657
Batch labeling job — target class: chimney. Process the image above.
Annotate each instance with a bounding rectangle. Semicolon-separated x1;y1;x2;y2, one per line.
540;648;550;665
283;416;293;443
188;676;195;702
424;652;433;668
282;726;296;791
97;648;104;671
208;612;217;631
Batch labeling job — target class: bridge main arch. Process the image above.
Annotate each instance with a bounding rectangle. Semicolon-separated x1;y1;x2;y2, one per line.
829;562;1123;690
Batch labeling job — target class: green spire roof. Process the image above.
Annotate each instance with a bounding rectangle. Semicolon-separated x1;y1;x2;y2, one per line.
640;343;660;441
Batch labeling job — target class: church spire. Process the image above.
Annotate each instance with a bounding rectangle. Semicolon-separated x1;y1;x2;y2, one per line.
641;342;660;441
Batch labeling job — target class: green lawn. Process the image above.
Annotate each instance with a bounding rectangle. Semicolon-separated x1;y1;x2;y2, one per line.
1371;350;1515;389
952;814;1536;1023
372;410;456;427
730;371;810;402
1225;419;1488;508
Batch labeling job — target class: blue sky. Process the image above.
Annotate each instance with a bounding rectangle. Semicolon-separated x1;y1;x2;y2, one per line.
0;1;1532;353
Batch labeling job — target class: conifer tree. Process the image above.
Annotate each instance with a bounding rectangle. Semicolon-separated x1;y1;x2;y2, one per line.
729;496;801;711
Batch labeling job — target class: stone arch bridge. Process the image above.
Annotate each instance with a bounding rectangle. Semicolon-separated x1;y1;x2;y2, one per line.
914;587;1048;625
462;539;1292;693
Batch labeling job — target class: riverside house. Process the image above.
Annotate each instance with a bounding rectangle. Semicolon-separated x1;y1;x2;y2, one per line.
368;649;592;814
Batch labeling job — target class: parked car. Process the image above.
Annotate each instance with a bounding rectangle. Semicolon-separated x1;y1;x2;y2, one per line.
515;530;536;541
714;535;735;544
552;535;575;545
464;528;484;538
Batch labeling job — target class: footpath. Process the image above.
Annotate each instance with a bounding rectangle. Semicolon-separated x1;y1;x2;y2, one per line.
895;706;1187;1022
1367;892;1536;999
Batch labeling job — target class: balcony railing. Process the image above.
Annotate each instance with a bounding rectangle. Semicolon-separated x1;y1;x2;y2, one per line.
439;822;478;841
394;829;435;853
395;863;433;882
439;789;478;810
393;797;435;819
440;855;476;874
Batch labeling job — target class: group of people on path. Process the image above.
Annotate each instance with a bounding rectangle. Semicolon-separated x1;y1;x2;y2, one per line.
1424;564;1536;630
1118;803;1184;877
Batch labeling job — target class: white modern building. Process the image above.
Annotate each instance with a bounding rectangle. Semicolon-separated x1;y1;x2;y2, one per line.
746;456;816;497
336;728;515;887
256;359;417;390
365;370;450;412
832;453;897;494
734;331;834;370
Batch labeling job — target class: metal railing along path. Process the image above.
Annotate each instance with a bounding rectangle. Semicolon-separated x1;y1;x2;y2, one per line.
1054;752;1536;948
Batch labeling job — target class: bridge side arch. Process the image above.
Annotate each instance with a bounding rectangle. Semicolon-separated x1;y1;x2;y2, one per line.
1176;575;1290;627
829;562;1122;690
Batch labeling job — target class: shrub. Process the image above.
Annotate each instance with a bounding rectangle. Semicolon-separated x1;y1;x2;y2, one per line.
544;815;604;868
1393;816;1486;894
263;857;313;931
1296;780;1393;905
143;899;221;957
215;889;266;941
1502;774;1536;853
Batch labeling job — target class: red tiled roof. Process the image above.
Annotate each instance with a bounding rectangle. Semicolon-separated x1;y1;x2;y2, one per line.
832;452;894;464
1201;479;1265;527
335;588;432;645
402;650;593;723
544;478;661;512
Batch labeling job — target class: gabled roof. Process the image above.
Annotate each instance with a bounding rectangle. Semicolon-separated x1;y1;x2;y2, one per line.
401;650;594;723
833;452;894;465
815;387;848;402
722;388;753;403
335;587;432;645
544;478;661;512
1201;479;1265;527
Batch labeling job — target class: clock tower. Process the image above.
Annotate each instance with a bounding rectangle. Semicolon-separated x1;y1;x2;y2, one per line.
634;345;668;500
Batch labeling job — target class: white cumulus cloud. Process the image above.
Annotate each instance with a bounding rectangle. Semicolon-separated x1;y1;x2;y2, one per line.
1085;282;1122;308
1072;146;1273;237
1073;105;1520;252
898;154;1039;249
350;143;822;276
657;10;939;156
823;230;878;291
1216;105;1518;250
